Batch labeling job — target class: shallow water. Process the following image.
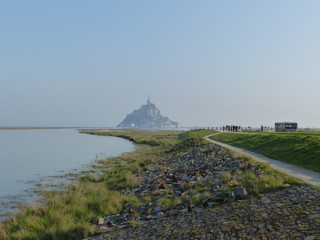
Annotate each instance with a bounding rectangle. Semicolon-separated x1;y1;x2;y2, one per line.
0;129;134;216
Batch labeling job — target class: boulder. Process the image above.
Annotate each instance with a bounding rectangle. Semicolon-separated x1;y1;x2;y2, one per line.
234;186;248;197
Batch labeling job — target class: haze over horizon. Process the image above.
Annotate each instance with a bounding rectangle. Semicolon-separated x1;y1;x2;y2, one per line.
1;1;320;128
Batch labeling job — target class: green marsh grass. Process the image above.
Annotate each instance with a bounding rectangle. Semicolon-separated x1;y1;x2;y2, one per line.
210;132;320;172
0;129;303;239
178;129;217;141
225;152;300;194
157;196;182;210
1;130;181;240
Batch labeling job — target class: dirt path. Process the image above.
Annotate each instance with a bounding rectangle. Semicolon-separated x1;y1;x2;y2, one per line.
204;133;320;188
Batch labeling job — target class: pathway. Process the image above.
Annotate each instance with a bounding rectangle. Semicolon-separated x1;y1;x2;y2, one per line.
204;133;320;188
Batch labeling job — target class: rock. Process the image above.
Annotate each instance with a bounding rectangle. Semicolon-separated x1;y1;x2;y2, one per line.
118;221;131;227
99;226;112;232
167;210;178;216
159;182;168;189
106;221;115;227
202;196;215;205
234;186;247;197
309;214;320;219
146;215;155;220
179;208;188;213
104;214;120;222
233;162;242;169
153;206;163;213
98;218;105;225
304;237;316;240
171;172;180;182
207;202;219;208
223;197;236;203
132;187;141;193
181;175;189;182
125;208;134;213
259;228;267;234
154;212;166;218
193;207;203;213
196;177;202;181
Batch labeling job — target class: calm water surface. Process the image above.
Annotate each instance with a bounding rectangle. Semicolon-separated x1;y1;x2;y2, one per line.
0;129;134;216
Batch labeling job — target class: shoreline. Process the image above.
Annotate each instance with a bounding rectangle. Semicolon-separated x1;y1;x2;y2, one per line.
3;129;319;239
85;131;320;239
0;132;136;221
1;129;179;239
0;127;78;130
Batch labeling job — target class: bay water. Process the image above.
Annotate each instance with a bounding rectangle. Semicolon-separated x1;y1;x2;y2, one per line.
0;129;134;217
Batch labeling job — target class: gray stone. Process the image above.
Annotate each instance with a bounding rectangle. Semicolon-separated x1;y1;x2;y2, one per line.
201;196;215;205
309;214;320;219
154;212;166;218
146;215;155;220
153;206;163;213
106;221;115;227
193;207;203;213
119;221;130;227
234;186;248;197
98;218;105;225
224;197;236;203
179;208;188;213
167;210;178;216
304;237;316;240
207;202;219;208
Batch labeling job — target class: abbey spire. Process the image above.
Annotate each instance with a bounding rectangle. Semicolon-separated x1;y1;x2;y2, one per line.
147;95;151;105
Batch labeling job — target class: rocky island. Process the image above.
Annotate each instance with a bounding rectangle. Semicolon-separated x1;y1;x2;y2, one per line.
117;97;181;129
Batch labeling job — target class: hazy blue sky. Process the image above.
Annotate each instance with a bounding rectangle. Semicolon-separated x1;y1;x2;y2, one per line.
1;1;320;128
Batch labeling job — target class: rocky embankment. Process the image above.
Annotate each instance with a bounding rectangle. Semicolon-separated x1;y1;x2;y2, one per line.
85;139;320;240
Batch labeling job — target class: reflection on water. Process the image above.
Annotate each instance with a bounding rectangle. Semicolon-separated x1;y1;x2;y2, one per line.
0;129;134;218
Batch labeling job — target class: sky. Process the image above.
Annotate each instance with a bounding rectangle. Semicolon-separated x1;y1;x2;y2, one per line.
1;1;320;128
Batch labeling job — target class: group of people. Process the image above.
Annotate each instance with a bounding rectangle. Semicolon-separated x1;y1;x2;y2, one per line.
223;125;241;132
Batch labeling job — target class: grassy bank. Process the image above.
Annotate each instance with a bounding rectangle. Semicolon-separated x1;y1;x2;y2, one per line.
210;132;320;173
80;129;180;150
1;130;181;240
178;129;217;141
0;129;300;240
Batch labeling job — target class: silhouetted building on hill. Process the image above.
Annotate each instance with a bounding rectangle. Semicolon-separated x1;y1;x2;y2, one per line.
117;97;181;129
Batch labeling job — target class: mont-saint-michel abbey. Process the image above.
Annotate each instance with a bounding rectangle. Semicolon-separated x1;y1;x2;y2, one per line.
117;97;181;129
